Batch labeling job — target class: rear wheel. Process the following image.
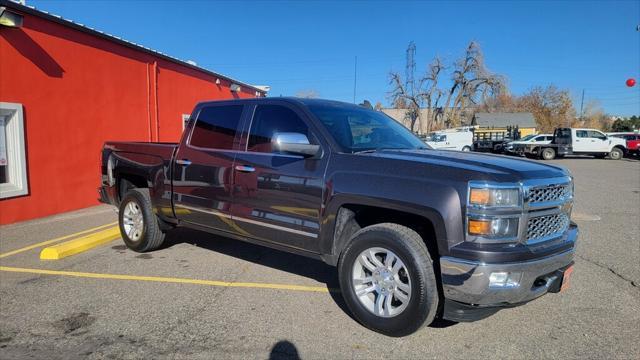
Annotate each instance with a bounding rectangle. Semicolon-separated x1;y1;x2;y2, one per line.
461;146;471;152
118;188;165;252
338;223;439;337
541;148;556;160
608;148;623;160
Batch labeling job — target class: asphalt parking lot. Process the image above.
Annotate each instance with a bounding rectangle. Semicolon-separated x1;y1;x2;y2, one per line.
1;157;639;359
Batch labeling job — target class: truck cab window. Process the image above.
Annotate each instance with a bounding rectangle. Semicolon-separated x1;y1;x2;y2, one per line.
247;105;312;153
190;105;244;150
588;131;607;140
576;130;588;138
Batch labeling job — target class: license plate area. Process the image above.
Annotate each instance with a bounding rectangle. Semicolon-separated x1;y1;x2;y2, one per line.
560;264;574;292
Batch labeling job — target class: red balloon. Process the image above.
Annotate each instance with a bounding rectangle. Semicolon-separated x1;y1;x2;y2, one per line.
626;78;636;87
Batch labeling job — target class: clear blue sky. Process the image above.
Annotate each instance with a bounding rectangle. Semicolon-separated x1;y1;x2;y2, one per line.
29;0;640;116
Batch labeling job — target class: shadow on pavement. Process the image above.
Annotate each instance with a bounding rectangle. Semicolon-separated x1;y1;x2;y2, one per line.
162;227;457;329
269;340;300;360
162;227;354;320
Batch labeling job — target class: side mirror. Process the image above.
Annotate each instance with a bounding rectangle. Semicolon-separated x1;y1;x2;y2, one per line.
272;132;320;157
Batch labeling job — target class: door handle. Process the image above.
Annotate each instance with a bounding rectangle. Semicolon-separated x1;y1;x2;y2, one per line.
176;159;192;166
235;165;255;173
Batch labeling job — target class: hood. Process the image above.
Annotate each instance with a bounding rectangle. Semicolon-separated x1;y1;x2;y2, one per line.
364;149;568;181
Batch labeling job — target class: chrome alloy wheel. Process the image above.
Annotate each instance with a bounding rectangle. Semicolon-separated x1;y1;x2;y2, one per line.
351;247;412;318
122;201;144;241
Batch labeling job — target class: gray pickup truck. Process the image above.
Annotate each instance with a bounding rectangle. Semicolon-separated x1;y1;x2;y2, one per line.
99;98;578;336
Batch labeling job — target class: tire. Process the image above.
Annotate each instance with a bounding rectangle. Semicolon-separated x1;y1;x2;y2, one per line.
608;148;623;160
541;148;556;160
461;146;471;152
338;223;439;337
118;188;166;252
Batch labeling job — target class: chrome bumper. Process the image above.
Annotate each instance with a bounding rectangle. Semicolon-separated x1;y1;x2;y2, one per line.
440;228;577;306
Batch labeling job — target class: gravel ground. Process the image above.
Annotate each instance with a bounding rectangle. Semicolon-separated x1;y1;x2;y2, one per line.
0;157;638;359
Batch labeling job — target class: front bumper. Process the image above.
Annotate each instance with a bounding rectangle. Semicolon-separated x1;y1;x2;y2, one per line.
440;226;577;312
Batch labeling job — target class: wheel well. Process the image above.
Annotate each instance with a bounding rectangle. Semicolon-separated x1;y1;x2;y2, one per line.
117;173;147;202
334;204;440;263
612;145;626;153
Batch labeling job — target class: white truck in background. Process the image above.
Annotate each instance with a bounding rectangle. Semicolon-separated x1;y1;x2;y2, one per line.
425;129;473;151
524;128;627;160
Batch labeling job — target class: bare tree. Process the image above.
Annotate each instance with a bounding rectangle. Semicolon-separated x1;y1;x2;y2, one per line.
442;42;505;127
388;41;505;132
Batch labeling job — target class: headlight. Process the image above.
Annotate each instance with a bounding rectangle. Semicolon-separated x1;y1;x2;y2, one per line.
468;217;519;238
469;187;520;208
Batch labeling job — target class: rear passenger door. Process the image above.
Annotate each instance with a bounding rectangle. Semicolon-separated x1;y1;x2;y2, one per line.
573;130;591;152
230;103;329;252
172;104;245;232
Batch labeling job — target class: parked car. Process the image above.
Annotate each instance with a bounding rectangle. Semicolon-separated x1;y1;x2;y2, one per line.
425;130;473;151
610;133;640;156
524;128;627;160
100;98;577;336
505;134;553;155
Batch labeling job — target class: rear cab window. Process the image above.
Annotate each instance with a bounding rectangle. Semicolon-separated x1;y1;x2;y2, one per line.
189;105;244;150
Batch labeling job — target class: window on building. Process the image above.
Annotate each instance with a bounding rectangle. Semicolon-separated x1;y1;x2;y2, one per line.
247;105;311;153
182;114;191;130
0;102;28;199
189;105;244;150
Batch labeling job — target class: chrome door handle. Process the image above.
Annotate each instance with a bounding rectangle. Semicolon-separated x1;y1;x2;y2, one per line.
235;165;255;173
176;159;192;166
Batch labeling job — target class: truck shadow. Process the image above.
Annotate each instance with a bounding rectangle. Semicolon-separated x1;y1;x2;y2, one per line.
162;227;354;319
162;227;457;329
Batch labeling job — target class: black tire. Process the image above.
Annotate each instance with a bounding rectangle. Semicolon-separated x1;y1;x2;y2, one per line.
118;188;165;252
541;148;556;160
338;223;439;337
608;148;623;160
461;146;471;152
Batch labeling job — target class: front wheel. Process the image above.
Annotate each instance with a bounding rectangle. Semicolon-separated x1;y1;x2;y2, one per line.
118;188;166;252
338;223;439;337
608;148;623;160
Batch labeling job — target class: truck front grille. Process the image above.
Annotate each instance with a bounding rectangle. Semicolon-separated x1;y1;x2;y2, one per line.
528;183;571;204
526;213;570;243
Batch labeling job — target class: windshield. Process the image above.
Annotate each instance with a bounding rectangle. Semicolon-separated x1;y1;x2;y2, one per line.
518;134;536;142
307;104;429;152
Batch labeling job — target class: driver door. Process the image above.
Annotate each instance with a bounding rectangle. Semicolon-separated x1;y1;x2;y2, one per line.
230;103;329;252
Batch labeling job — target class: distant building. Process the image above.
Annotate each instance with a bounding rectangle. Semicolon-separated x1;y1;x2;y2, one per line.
381;108;473;134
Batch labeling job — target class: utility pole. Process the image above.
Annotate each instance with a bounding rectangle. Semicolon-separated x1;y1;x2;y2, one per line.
579;89;585;125
353;56;357;103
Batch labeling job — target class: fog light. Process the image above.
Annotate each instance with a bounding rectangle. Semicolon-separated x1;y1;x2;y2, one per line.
489;272;521;288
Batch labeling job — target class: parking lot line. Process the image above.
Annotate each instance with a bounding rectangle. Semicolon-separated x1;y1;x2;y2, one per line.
39;227;121;260
0;266;336;293
0;222;118;259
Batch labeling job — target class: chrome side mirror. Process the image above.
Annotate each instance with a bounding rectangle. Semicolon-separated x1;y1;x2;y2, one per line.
272;132;320;157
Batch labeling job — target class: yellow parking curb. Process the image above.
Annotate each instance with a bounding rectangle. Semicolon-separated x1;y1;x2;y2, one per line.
39;227;121;260
0;222;117;259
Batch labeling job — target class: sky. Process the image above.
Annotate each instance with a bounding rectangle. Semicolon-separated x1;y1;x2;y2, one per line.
27;0;640;116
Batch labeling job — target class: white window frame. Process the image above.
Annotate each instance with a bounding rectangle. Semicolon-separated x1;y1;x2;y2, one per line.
0;102;28;199
182;114;191;130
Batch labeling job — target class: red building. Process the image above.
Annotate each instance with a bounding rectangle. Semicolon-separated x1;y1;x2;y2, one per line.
0;1;267;225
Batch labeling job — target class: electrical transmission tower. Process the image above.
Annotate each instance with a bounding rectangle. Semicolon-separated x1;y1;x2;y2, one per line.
405;41;416;97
